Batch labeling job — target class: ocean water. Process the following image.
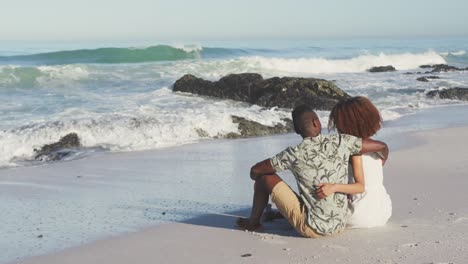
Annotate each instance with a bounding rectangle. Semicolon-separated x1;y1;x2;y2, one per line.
1;37;468;168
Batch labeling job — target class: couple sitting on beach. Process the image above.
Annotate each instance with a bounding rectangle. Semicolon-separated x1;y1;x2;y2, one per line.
237;96;392;237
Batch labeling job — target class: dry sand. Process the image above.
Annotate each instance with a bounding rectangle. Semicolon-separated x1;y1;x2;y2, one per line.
8;126;468;264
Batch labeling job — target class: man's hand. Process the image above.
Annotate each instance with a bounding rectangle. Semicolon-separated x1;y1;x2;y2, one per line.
315;183;336;199
362;138;389;163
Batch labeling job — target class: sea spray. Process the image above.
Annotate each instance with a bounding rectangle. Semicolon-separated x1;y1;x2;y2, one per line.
242;51;446;74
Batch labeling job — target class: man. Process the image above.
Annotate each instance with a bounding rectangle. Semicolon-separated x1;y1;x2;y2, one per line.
236;104;388;237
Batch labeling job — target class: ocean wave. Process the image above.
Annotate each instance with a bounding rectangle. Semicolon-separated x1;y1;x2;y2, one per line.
0;45;202;65
0;66;43;87
450;50;466;56
240;51;446;74
439;50;466;56
440;50;468;65
0;45;256;65
0;92;292;167
0;65;90;87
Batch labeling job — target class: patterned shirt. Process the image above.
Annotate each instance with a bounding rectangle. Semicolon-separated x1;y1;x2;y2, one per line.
270;134;362;235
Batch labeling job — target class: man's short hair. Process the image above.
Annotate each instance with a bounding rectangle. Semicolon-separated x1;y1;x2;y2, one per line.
292;104;317;134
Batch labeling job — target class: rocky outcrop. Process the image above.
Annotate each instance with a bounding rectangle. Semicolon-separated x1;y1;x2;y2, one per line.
368;65;396;73
173;74;350;110
419;65;433;69
420;64;468;73
224;116;293;138
34;133;80;161
416;76;440;82
426;87;468;101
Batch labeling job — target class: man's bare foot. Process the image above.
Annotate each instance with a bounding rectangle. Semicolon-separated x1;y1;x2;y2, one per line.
235;217;262;231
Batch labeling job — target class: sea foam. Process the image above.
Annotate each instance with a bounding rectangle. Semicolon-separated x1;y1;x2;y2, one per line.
0;88;292;167
241;51;446;74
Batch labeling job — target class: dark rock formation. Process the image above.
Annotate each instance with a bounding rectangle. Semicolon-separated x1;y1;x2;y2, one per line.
419;65;433;69
404;72;423;75
34;133;81;161
173;74;350;110
426;87;468;101
430;64;465;72
419;64;467;73
368;65;396;73
224;116;293;138
417;77;429;82
416;76;440;82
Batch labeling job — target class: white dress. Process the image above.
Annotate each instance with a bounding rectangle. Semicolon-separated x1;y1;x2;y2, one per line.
347;152;392;228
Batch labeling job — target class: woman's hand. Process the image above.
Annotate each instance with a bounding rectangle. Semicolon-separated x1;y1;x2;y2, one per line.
315;183;337;199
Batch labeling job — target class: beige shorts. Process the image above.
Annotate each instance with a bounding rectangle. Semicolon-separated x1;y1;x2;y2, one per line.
271;181;322;238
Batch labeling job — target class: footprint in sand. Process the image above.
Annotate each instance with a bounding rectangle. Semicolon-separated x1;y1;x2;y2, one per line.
399;242;420;249
322;244;350;253
453;216;468;224
251;233;287;244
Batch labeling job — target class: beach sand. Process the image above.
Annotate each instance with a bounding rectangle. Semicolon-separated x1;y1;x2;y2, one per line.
4;126;468;264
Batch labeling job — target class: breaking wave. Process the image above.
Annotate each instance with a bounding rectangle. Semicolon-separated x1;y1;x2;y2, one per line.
241;51;447;74
0;45;202;65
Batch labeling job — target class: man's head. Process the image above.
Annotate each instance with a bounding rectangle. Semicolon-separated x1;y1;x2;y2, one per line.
292;104;321;138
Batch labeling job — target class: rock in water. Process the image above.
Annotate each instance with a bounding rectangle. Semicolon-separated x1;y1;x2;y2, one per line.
419;65;433;69
173;74;349;110
426;87;468;101
416;76;440;82
34;133;81;161
254;77;349;110
429;64;466;72
416;77;430;82
368;65;396;72
225;116;293;138
419;64;467;73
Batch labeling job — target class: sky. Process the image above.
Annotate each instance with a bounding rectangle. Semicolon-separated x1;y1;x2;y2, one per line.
1;0;468;41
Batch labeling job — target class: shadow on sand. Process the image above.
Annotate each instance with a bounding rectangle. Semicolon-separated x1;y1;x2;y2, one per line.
182;208;302;237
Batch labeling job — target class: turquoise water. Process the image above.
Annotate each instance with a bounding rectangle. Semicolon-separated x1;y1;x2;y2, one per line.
0;37;467;167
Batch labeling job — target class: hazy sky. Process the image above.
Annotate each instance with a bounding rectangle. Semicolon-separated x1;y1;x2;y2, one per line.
2;0;468;41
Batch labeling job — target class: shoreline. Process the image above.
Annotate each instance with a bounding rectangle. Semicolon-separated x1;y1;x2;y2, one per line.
8;125;468;264
2;103;468;172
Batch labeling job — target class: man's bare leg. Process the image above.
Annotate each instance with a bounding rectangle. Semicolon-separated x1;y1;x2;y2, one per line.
236;174;283;231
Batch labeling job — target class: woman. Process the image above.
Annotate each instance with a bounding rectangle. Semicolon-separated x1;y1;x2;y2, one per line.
327;96;392;228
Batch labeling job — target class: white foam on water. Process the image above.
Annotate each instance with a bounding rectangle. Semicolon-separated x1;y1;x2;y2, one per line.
451;50;466;56
440;50;466;56
380;109;403;121
240;51;446;74
0;88;291;167
0;64;90;87
37;65;90;82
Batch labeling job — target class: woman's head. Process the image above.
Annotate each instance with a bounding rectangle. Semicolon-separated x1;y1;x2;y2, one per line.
328;96;382;139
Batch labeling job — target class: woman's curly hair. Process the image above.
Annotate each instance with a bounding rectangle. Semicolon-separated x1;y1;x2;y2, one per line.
328;96;382;139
